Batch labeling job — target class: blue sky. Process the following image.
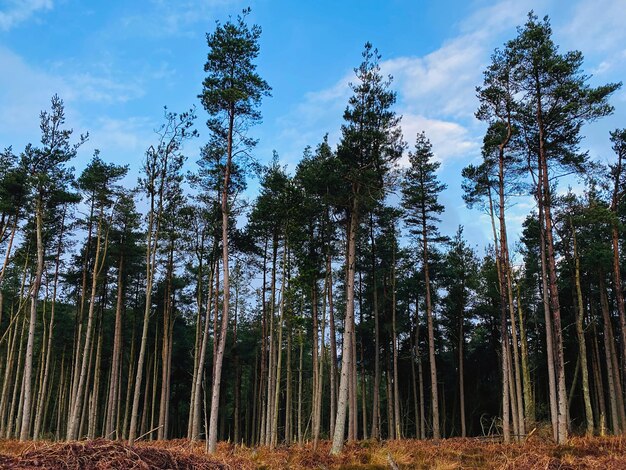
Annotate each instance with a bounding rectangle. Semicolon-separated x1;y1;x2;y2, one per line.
1;0;625;252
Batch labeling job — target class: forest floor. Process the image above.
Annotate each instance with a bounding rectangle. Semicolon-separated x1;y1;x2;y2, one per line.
0;435;625;469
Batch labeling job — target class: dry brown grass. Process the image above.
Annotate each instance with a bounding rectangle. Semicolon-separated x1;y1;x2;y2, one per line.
0;435;625;469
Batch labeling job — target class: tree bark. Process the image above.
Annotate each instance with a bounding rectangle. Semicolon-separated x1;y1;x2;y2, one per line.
207;108;235;453
331;201;358;454
572;226;594;435
19;197;44;441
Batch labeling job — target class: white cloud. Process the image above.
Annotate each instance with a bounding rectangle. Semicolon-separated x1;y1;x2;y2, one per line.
274;0;538;166
560;0;626;53
86;117;154;156
459;0;537;34
120;0;241;37
0;0;53;31
68;73;145;104
383;40;483;120
400;113;479;165
0;46;146;143
0;45;153;181
0;46;68;140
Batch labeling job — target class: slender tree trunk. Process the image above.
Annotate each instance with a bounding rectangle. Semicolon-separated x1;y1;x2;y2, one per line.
297;329;303;446
34;207;66;440
0;216;18;329
121;326;134;440
106;254;124;439
591;321;607;436
129;181;162;443
284;327;292;445
88;316;103;438
422;222;439;439
600;276;626;432
459;308;466;438
572;226;594;435
271;241;288;447
610;146;626;387
70;198;94;420
537;96;568;444
191;258;215;440
312;280;321;447
265;235;278;446
411;326;419;438
19;197;44;441
516;286;535;424
331;201;358;454
392;243;401;439
327;253;338;440
598;288;620;433
158;244;175;440
258;238;268;446
67;208;108;441
349;312;358;441
207;108;235;453
538;199;558;440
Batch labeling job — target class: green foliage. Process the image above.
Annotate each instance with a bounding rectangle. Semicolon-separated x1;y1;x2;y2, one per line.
507;12;620;174
200;8;271;145
337;42;404;213
401;132;446;244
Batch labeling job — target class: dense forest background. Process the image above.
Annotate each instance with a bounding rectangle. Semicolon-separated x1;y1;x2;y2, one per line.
0;9;625;454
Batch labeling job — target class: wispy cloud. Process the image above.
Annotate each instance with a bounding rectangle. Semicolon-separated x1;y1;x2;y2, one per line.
0;0;53;31
120;0;241;38
401;114;479;165
68;73;145;104
0;45;147;158
560;0;626;53
273;0;538;167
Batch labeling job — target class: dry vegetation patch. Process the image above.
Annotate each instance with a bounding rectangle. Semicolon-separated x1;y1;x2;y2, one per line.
0;436;625;469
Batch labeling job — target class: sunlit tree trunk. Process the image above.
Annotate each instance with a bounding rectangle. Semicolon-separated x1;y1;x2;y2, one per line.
106;254;124;439
331;201;358;454
19;198;44;441
67;207;108;440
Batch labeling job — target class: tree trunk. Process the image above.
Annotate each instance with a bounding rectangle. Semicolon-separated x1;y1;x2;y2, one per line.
34;207;66;440
459;308;466;437
572;227;594;435
591;321;607;436
271;241;288;447
106;254;124;439
537;94;568;444
207;108;235;453
516;286;535;424
284;327;292;445
331;201;358;454
610;144;626;387
19;197;44;441
327;253;338;440
392;243;401;439
422;222;440;440
538;200;558;441
297;329;304;446
264;235;278;446
129;180;162;444
67;208;107;441
600;276;626;432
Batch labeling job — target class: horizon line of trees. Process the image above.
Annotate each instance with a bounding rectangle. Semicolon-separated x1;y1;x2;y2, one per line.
0;10;625;454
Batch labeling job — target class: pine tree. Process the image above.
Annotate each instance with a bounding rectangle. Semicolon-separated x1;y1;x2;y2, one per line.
200;8;271;452
506;12;620;443
401;132;446;440
19;95;86;441
330;42;403;454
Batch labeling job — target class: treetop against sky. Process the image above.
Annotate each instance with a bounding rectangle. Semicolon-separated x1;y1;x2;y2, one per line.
1;0;624;247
